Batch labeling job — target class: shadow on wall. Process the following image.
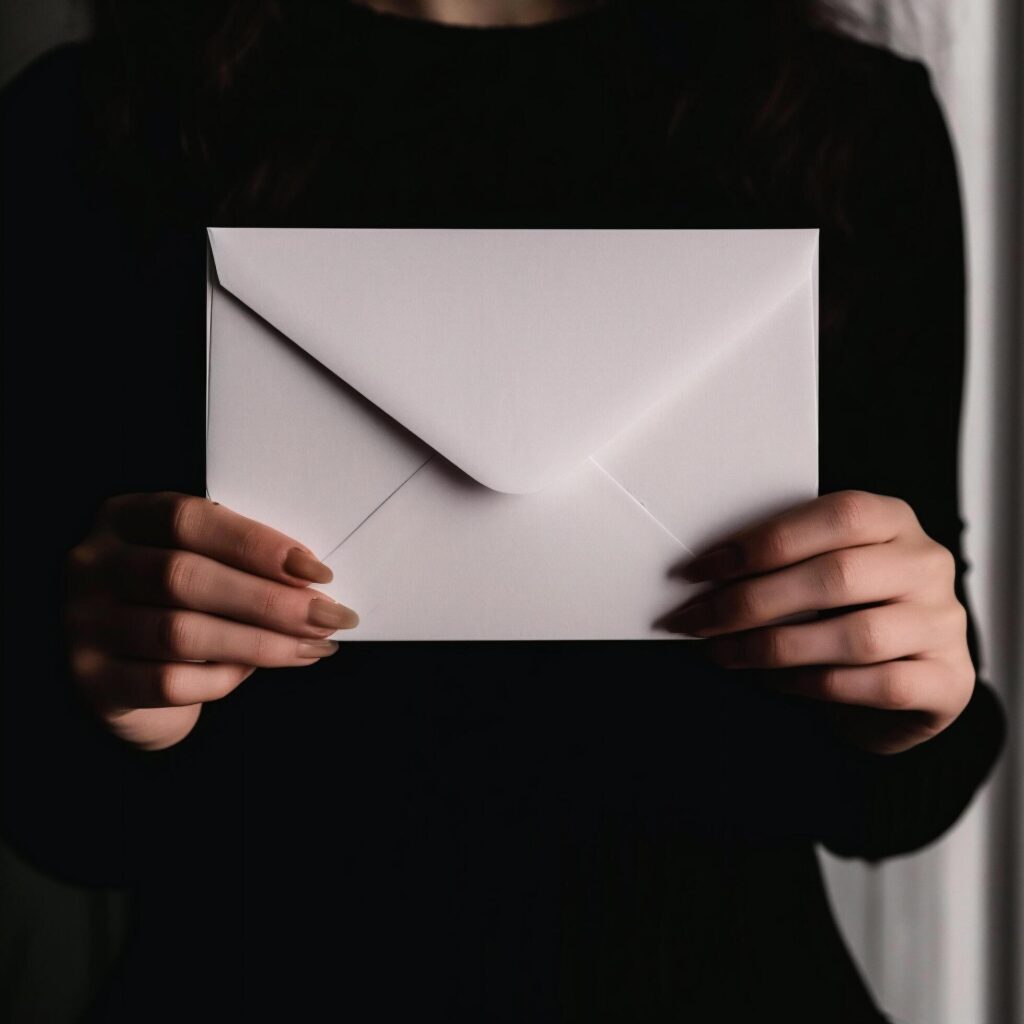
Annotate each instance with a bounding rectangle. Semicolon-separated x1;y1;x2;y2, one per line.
0;0;93;87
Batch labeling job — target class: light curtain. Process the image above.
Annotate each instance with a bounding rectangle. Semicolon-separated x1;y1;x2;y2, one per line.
818;3;1022;1023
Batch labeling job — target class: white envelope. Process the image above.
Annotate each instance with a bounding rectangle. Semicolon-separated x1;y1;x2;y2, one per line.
206;227;819;640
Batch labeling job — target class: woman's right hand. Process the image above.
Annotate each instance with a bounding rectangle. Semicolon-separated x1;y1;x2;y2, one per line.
64;492;358;752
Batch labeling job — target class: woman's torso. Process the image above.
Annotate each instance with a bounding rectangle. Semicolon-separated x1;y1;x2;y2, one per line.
3;4;943;1019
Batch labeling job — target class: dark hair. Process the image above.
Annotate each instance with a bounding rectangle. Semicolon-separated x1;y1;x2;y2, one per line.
88;2;856;209
87;1;856;222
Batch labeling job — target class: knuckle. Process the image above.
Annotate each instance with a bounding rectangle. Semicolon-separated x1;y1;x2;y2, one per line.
819;550;859;601
892;496;915;521
758;527;792;567
258;585;284;623
250;629;271;664
948;600;969;637
235;525;265;566
67;542;94;570
158;611;195;658
847;613;887;662
155;663;188;706
814;666;844;703
826;490;870;537
160;552;202;604
66;541;102;583
755;628;790;667
926;542;957;584
726;583;764;626
168;495;206;548
877;665;918;710
69;645;105;685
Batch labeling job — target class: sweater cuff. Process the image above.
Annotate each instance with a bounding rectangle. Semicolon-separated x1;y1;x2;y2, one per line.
821;678;1006;860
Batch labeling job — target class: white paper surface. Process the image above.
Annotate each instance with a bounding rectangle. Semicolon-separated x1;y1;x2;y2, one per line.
206;227;819;640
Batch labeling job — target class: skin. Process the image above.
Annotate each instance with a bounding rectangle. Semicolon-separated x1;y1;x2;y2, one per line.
661;490;976;755
66;489;975;756
66;493;356;752
348;0;609;28
64;2;976;756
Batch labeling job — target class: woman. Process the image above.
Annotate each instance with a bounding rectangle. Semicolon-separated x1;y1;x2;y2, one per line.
1;0;1008;1020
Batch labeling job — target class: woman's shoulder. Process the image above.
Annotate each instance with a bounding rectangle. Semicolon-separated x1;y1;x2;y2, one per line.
803;27;948;156
803;28;959;230
806;26;933;96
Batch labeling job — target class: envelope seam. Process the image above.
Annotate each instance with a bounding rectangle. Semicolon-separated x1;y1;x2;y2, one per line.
587;457;695;557
318;455;436;563
570;268;817;496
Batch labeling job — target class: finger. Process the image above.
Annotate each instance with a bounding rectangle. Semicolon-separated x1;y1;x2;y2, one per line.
664;540;925;637
704;602;959;669
679;490;918;583
99;545;359;638
96;492;333;587
66;538;110;598
71;645;257;710
768;660;947;713
69;603;341;667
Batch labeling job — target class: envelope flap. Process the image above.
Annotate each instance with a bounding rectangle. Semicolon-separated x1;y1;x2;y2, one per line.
208;227;818;494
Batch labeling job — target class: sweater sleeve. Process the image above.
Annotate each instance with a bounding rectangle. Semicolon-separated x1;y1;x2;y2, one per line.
813;54;1007;860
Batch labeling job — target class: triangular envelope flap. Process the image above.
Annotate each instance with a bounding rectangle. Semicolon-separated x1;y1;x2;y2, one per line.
208;227;818;494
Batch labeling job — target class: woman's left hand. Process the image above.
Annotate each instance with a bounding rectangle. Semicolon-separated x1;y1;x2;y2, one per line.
661;490;976;754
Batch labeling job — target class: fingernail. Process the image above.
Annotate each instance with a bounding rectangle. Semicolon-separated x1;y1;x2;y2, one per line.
680;544;741;582
284;547;334;584
307;597;359;630
667;598;714;635
296;639;339;659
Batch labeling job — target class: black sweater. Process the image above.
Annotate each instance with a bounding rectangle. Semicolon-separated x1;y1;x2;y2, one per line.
1;3;1008;1022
